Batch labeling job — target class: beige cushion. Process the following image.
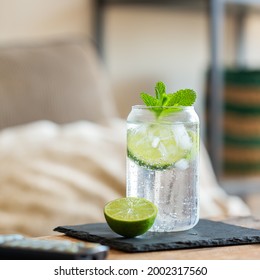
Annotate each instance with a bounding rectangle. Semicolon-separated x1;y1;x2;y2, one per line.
0;120;126;236
0;38;118;129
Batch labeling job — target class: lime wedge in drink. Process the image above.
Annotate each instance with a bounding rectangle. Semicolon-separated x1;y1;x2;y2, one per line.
127;123;195;170
104;197;157;238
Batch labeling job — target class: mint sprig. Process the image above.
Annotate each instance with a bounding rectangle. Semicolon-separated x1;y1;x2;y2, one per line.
140;81;196;118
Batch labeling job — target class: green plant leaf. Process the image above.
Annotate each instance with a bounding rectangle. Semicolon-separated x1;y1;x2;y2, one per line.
140;93;158;107
139;82;197;119
159;107;182;118
167;89;196;106
155;81;166;100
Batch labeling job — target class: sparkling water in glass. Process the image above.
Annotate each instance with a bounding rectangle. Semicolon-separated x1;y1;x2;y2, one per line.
126;105;199;232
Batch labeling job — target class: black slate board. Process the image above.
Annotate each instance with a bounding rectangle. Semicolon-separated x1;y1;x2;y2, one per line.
54;219;260;253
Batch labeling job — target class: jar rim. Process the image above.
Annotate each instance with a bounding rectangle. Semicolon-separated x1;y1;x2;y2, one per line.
132;105;194;110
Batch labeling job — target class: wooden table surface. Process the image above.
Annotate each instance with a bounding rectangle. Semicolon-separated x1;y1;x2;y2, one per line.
43;216;260;260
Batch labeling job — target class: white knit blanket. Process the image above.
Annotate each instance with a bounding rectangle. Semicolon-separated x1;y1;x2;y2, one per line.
0;120;250;236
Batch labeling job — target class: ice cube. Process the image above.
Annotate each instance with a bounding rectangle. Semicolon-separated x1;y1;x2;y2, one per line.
158;142;167;157
175;159;189;170
152;137;160;148
172;124;192;150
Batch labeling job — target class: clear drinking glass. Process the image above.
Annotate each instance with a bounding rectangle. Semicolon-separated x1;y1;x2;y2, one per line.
126;105;199;232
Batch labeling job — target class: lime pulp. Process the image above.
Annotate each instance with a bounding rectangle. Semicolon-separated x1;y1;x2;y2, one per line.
127;123;198;170
104;197;158;238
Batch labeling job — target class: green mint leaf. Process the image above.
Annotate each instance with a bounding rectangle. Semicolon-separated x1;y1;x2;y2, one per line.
139;82;197;119
140;92;158;107
155;81;166;100
140;92;162;118
164;93;175;106
158;107;182;118
167;89;196;106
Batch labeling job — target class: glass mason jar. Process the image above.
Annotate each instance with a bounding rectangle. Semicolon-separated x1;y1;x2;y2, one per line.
126;105;199;232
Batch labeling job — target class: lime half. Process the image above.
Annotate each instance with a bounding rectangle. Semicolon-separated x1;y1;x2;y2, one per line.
104;197;157;238
127;123;194;170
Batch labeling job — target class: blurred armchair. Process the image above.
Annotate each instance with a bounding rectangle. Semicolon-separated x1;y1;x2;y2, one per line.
0;37;118;129
0;37;125;236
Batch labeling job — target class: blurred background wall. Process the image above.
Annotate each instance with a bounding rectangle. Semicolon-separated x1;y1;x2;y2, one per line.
1;0;260;124
0;0;91;42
